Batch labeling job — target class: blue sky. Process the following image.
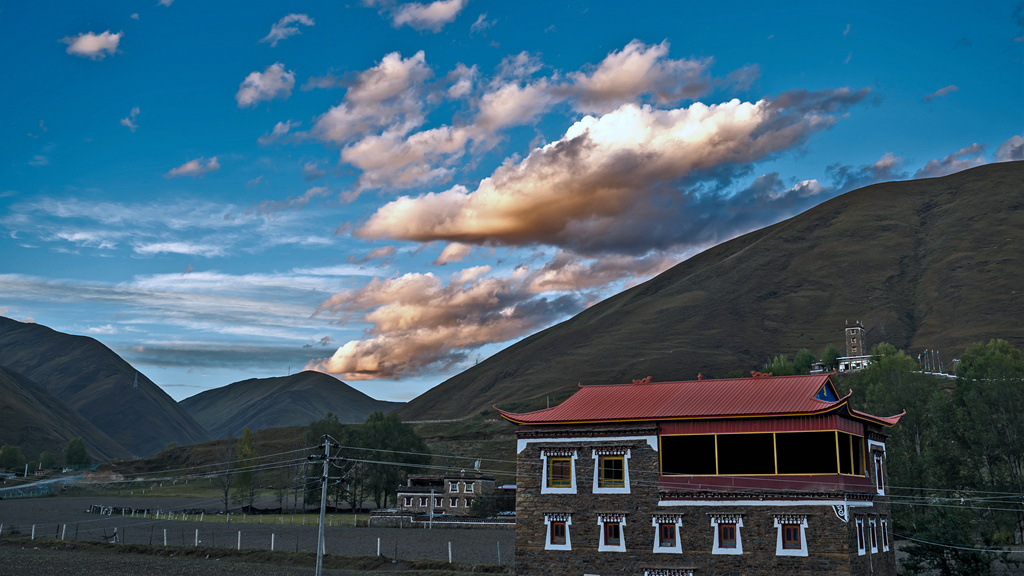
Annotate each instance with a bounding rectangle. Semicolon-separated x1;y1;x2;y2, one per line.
1;1;1022;402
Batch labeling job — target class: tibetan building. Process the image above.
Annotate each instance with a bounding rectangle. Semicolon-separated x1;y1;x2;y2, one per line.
497;373;903;576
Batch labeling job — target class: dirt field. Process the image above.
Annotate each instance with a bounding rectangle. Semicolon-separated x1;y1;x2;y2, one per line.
0;497;514;573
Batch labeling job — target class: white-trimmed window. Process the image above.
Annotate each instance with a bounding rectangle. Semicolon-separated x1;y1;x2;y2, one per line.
418;496;428;507
874;453;885;495
774;515;808;557
592;448;631;494
541;449;578;494
449;497;458;507
403;496;412;507
464;497;473;508
597;514;626;552
465;481;475;493
651;515;683;554
869;516;879;553
855;516;866;555
449;481;460;493
880;516;890;552
434;496;442;507
544;513;572;551
710;514;743;555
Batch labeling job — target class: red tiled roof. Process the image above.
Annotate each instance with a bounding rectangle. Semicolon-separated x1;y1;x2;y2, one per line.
496;374;903;427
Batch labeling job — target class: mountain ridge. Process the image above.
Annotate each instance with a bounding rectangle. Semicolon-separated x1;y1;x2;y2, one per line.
395;161;1024;421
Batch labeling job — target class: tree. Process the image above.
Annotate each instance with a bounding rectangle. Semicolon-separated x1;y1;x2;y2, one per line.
64;437;90;469
469;490;516;517
793;348;817;374
39;451;57;470
233;427;259;508
218;429;234;513
821;343;841;371
354;411;431;509
0;445;25;471
765;355;796;376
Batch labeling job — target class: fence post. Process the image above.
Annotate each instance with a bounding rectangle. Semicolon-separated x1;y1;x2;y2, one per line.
377;537;380;557
498;540;501;565
163;528;167;546
31;525;35;540
195;528;198;547
271;533;275;551
448;541;452;563
237;531;241;550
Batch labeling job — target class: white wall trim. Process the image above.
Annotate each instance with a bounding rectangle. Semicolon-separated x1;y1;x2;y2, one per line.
540;450;578;495
867;439;886;456
869;516;879;553
856;516;866;555
658;499;875;508
596;515;627;552
710;516;744;555
774;516;809;557
592;449;631;494
650;516;684;554
881;517;890;552
543;514;572;551
517;435;658;454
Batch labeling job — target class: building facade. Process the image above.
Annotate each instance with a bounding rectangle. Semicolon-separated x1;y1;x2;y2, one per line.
498;374;902;576
396;473;496;515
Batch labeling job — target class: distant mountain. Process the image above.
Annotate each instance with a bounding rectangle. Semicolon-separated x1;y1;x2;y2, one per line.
397;161;1024;421
180;371;404;438
0;317;211;457
0;364;130;463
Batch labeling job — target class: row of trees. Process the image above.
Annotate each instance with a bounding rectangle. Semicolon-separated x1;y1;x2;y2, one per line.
213;411;431;513
302;411;431;511
0;437;90;473
843;339;1024;576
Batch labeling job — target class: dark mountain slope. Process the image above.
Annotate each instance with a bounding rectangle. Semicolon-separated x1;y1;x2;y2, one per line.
397;161;1024;420
0;365;130;463
180;371;403;438
0;317;211;457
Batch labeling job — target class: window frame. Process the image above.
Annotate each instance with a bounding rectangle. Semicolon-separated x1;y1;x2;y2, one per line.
710;515;744;555
651;515;684;554
465;481;475;493
874;453;885;495
541;450;578;494
449;497;458;507
592;448;631;494
418;496;428;507
449;481;459;493
597;514;627;552
773;516;808;557
855;516;866;556
403;496;412;507
869;516;879;553
544;514;572;551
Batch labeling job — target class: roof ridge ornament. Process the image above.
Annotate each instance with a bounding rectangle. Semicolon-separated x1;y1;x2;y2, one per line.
632;376;653;385
750;370;773;379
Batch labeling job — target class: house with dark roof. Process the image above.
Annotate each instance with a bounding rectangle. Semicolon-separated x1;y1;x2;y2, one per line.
498;373;903;576
396;472;496;516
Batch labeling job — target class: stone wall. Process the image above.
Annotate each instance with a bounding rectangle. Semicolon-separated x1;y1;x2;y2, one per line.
514;425;895;576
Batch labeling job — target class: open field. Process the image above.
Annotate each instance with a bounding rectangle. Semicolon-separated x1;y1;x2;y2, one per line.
0;496;514;568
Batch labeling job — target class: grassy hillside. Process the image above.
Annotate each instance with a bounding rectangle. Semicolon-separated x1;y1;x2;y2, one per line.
0;365;130;463
180;371;403;438
0;317;211;457
397;161;1024;420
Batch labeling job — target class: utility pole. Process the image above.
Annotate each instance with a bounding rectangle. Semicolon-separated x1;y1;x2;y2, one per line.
308;435;342;576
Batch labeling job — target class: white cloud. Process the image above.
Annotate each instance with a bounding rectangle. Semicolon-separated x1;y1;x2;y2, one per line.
311;51;431;144
567;40;714;112
391;0;467;32
308;270;581;380
165;156;220;178
995;134;1024;162
258;120;300;145
913;143;987;178
120;106;140;132
470;13;495;33
359;89;869;252
924;84;959;102
434;242;472;264
236;63;296;108
260;13;315;47
132;241;228;257
159;0;174;6
341;125;471;189
446;63;477;98
61;30;122;60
